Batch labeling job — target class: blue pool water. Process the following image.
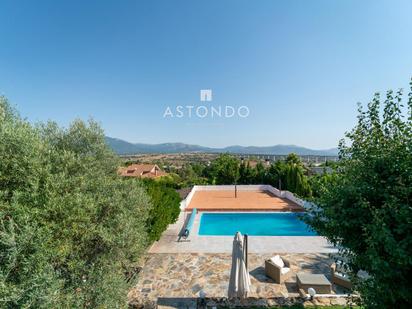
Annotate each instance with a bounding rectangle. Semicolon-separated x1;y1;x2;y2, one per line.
198;212;316;236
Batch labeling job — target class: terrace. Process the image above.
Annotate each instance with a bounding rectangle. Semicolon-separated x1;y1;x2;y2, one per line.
128;253;351;308
183;185;308;212
186;189;303;212
129;185;352;308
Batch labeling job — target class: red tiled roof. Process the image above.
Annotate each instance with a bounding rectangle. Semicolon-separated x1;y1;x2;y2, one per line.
118;164;168;178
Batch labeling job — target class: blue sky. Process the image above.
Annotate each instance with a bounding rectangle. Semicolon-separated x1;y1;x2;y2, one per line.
1;0;411;149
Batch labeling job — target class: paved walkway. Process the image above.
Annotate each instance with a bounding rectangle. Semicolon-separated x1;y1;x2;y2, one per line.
128;253;350;308
149;212;337;254
133;212;346;308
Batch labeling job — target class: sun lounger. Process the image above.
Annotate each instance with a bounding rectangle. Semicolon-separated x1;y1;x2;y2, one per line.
331;262;352;290
178;208;197;241
265;255;292;283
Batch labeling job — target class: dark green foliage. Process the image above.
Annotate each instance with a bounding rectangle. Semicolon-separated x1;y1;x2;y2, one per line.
265;154;312;197
309;172;339;198
175;164;208;187
305;80;412;308
210;154;240;184
284;161;312;197
196;153;312;197
285;153;300;165
152;173;182;189
266;160;286;189
254;162;266;184
239;161;256;184
143;179;181;242
0;97;152;308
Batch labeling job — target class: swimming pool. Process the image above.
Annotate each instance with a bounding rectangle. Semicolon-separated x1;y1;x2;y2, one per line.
198;212;316;236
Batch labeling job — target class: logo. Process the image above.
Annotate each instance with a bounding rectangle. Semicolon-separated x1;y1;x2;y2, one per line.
163;89;250;119
200;89;212;101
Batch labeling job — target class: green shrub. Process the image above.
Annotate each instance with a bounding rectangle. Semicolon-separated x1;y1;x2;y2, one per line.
143;179;181;242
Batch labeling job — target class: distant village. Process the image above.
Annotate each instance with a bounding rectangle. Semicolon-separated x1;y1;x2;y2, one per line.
118;152;337;180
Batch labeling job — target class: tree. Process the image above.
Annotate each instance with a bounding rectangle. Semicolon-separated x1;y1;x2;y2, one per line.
254;162;266;184
285;153;300;165
284;162;312;197
285;153;312;197
265;154;312;197
238;160;246;184
0;97;152;307
176;163;208;187
266;160;287;189
239;161;255;184
305;81;412;308
0;98;61;307
308;172;339;198
210;154;239;184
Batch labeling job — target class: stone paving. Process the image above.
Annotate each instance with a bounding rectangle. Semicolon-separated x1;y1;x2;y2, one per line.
128;253;352;308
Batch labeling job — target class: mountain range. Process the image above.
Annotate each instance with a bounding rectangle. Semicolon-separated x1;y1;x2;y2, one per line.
105;137;339;156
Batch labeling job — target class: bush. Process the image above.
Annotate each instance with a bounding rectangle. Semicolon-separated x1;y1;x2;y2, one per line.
143;179;181;242
0;97;152;308
305;82;412;308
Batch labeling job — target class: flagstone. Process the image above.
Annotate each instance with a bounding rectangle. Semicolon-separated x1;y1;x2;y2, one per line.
128;252;355;307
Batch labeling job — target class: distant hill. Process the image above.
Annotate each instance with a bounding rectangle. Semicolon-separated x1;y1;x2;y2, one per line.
220;144;338;156
105;137;339;156
105;137;212;154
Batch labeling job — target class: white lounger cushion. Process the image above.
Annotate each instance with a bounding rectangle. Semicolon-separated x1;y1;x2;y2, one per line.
270;255;285;268
335;271;347;278
281;267;290;275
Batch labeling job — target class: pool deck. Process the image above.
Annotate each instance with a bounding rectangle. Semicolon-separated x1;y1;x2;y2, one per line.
133;186;345;307
186;190;304;212
149;212;336;254
128;252;352;308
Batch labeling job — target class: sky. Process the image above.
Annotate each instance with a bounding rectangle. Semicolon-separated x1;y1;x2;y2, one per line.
1;0;411;149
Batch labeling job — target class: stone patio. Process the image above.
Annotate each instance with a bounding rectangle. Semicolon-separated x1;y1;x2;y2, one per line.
128;253;353;308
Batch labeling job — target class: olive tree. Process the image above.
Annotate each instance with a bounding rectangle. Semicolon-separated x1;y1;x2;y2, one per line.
0;96;152;308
